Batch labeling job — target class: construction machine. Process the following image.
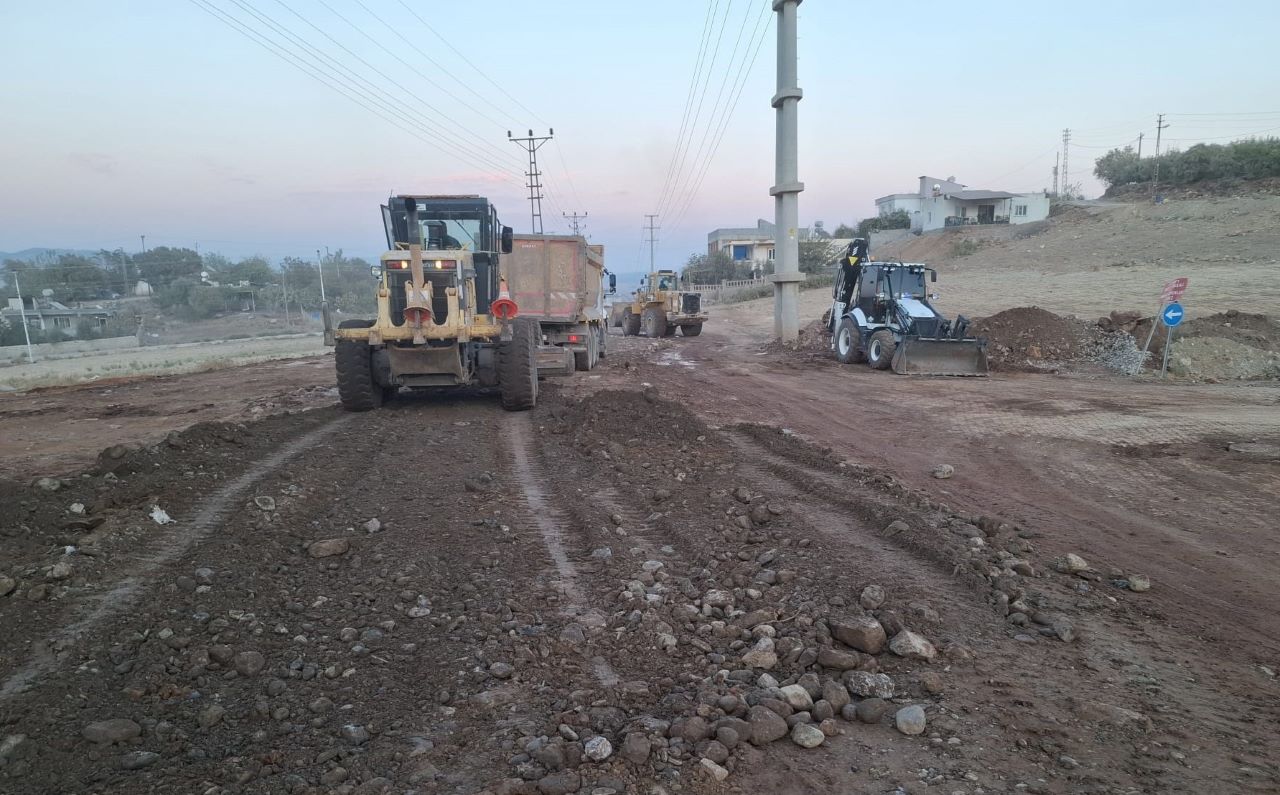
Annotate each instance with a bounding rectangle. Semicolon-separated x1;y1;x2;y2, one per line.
503;234;615;371
323;194;545;411
827;239;988;376
619;270;708;338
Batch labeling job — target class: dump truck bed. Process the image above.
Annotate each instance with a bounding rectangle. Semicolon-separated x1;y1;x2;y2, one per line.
503;235;604;324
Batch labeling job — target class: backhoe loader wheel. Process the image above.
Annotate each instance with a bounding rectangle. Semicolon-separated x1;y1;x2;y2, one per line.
835;318;864;364
682;323;703;337
867;329;897;370
498;318;539;411
623;310;641;337
642;307;667;338
335;340;382;411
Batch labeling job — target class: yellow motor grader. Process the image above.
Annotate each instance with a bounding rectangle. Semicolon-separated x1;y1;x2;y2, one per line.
323;194;549;411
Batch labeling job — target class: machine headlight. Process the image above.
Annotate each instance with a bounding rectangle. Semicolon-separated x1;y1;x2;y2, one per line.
370;264;381;278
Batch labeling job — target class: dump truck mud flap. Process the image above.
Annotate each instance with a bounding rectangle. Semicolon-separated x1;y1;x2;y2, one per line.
536;345;575;378
892;337;989;376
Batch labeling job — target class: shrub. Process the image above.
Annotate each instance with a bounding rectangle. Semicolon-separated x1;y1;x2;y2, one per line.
1094;137;1280;188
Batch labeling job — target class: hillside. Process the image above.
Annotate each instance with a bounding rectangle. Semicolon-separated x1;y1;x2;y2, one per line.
759;195;1280;324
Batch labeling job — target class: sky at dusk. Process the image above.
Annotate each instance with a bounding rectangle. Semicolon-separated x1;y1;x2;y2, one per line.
2;0;1278;270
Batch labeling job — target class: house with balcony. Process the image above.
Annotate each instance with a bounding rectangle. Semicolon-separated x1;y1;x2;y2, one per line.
875;176;1050;233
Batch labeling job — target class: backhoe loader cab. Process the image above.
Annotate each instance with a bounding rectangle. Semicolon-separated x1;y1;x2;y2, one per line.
828;239;988;375
324;194;545;411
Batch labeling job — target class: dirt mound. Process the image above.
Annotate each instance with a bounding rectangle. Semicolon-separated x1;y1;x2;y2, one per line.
1168;336;1280;380
762;319;831;356
973;307;1081;369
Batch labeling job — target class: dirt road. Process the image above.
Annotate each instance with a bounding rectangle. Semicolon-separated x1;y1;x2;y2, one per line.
1;321;1278;794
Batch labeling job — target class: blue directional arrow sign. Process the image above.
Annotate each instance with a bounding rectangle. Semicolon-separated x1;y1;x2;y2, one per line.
1162;302;1185;327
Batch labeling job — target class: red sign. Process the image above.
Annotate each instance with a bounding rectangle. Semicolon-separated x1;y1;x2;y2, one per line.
1161;277;1189;303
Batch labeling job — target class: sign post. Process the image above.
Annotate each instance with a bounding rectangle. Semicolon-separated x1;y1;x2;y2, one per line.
1159;301;1184;379
1142;277;1189;368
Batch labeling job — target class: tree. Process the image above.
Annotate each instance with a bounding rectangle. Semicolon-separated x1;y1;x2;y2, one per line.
856;209;910;238
226;256;274;286
681;251;739;282
133;246;202;287
798;239;840;274
833;223;856;238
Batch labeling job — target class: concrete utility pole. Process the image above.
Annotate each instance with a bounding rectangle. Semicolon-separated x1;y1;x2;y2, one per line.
140;235;147;253
12;272;36;364
771;0;804;342
1151;114;1169;200
1060;129;1071;197
1052;151;1059;196
315;249;327;302
643;214;660;271
563;211;588;237
1137;132;1144;159
508;129;553;234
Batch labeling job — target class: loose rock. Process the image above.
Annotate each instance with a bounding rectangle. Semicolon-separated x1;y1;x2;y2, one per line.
843;671;895;699
931;464;955;479
1128;573;1151;592
859;584;886;610
747;705;789;745
895;705;927;735
889;630;938;661
308;538;350;558
83;719;142;745
583;736;612;762
830;614;887;654
233;650;267;676
790;722;825;748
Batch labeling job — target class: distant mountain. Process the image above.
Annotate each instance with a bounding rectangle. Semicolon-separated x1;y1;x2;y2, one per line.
0;247;99;262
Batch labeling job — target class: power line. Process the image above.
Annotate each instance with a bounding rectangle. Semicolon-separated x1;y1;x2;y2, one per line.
268;0;523;174
187;0;521;182
393;0;548;127
659;0;737;220
663;5;774;238
663;1;757;224
563;212;588;237
654;0;720;219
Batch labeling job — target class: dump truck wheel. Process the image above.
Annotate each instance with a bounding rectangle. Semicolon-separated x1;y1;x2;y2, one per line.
835;318;864;364
867;329;897;370
335;340;382;411
574;330;597;371
642;307;667;338
682;323;703;337
499;318;539;411
623;310;641;337
597;325;608;358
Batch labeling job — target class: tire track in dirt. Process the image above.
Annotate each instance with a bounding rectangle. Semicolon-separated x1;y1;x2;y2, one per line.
0;414;351;702
506;412;621;688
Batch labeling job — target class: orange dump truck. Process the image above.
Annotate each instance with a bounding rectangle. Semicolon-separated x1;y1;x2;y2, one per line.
503;234;615;371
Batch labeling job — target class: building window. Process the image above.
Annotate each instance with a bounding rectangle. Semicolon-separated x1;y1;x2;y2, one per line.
53;316;72;329
1015;204;1027;216
768;248;775;260
731;244;752;261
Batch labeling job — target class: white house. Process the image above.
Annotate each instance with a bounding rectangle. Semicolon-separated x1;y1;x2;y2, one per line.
876;176;1050;233
707;219;798;269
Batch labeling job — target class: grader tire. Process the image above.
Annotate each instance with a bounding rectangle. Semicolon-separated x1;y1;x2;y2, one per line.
642;307;667;338
867;329;897;371
499;318;539;411
336;340;382;412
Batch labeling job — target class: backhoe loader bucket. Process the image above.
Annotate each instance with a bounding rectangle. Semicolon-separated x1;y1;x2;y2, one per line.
892;337;989;376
